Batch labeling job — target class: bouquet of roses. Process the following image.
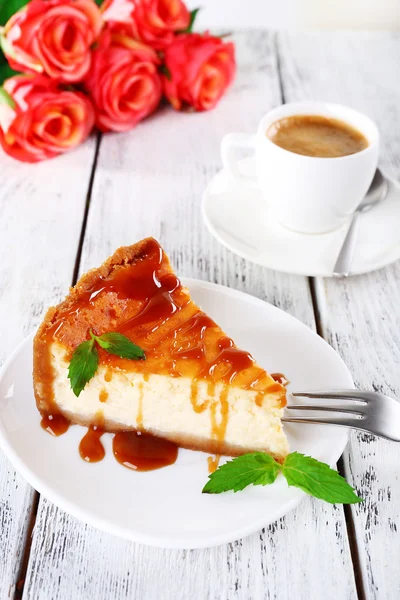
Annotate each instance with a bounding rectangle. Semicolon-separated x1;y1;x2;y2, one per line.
0;0;236;162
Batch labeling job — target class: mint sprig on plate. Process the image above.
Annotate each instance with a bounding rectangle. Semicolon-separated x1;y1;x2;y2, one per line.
68;330;145;397
202;451;362;504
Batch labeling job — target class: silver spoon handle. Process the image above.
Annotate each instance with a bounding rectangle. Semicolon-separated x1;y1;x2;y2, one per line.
332;212;360;277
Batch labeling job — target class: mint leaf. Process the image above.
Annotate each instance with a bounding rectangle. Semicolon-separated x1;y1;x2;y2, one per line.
68;339;99;397
67;331;144;396
93;331;145;360
282;452;362;504
202;452;281;494
202;450;363;505
179;8;200;33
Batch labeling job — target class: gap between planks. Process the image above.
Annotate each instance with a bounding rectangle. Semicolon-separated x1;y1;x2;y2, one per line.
277;32;364;598
308;277;366;600
12;133;103;600
72;133;103;286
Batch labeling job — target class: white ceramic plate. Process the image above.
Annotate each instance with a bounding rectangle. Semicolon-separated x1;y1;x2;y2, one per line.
0;279;352;549
202;157;400;277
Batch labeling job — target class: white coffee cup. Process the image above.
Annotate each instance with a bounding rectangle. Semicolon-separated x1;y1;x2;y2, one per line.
221;102;379;234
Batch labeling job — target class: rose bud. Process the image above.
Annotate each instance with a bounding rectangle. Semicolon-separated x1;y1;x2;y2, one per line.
102;0;190;50
1;0;103;82
0;75;95;163
162;33;236;111
85;31;162;132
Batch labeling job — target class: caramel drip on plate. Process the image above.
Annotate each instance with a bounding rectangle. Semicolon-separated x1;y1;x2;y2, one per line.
112;431;178;471
79;426;105;463
207;455;220;473
40;413;70;437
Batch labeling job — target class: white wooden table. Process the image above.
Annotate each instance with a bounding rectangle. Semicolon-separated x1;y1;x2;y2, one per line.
1;30;399;600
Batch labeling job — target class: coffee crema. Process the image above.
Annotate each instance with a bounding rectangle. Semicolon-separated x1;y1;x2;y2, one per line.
266;114;368;158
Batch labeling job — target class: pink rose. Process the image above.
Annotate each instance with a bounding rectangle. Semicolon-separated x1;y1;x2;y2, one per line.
85;31;162;132
102;0;190;50
0;75;95;163
162;33;236;111
1;0;103;82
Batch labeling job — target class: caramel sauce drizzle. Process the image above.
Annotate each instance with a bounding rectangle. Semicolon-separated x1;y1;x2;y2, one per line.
207;455;220;473
79;426;105;463
271;373;290;386
99;389;108;403
40;413;70;437
38;239;286;471
112;431;178;471
136;382;144;428
190;380;209;414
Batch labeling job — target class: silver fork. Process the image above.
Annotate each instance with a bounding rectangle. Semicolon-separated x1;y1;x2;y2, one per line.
283;390;400;442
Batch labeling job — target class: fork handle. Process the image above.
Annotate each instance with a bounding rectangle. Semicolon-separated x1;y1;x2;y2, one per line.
332;212;360;277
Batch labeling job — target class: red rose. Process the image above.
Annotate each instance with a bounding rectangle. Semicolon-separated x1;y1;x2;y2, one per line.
162;33;236;111
102;0;190;50
1;0;103;82
85;31;162;132
0;75;95;163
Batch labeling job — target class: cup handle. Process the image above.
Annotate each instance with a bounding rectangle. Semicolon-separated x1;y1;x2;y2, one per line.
221;133;258;187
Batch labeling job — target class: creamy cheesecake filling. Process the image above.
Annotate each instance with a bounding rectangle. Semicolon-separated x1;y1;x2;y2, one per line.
34;238;289;470
51;343;289;460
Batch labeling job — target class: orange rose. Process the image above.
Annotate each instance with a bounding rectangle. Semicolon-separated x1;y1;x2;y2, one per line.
162;33;236;111
0;75;95;163
102;0;190;50
1;0;103;82
85;31;162;132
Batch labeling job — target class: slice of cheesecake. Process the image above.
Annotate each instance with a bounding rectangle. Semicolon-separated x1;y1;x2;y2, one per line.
33;238;288;461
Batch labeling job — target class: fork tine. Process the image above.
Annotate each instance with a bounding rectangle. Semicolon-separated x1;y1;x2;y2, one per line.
283;416;400;442
292;390;368;403
282;415;365;428
285;404;365;417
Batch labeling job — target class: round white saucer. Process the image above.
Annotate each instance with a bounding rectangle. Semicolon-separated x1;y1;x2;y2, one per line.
0;279;352;549
202;157;400;277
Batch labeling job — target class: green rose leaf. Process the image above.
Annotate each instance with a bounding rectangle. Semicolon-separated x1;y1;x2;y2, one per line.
178;8;200;34
0;84;15;107
0;0;29;26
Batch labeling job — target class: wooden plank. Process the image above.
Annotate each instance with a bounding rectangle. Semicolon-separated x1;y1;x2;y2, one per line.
22;32;357;600
277;31;400;600
0;140;98;599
